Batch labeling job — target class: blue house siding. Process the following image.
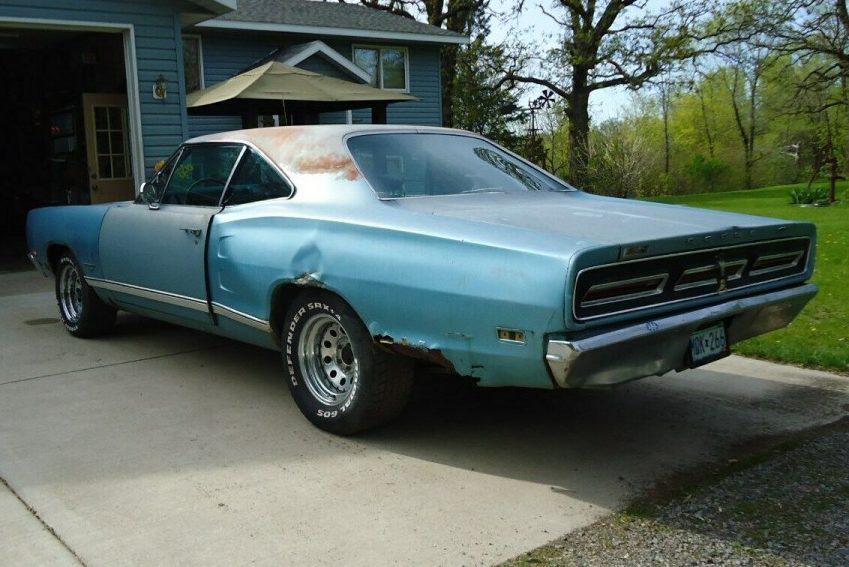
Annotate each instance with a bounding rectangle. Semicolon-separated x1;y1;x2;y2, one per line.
0;0;189;177
187;30;443;137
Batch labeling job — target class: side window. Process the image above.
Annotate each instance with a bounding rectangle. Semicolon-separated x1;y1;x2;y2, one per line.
161;145;242;206
223;149;292;206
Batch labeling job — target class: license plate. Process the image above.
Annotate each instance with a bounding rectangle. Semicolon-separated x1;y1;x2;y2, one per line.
689;323;729;366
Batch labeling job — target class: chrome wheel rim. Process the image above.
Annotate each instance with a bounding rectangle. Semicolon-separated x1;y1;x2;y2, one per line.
298;313;357;406
59;262;83;323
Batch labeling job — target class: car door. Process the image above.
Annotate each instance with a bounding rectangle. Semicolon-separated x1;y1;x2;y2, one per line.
97;143;244;324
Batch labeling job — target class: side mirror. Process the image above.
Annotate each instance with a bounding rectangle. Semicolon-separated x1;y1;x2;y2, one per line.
139;182;159;210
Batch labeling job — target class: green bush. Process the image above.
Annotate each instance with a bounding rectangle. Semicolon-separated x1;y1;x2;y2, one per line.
686;154;728;192
789;186;829;205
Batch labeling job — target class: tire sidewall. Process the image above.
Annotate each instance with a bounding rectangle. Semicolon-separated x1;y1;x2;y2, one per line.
55;255;83;333
283;293;375;432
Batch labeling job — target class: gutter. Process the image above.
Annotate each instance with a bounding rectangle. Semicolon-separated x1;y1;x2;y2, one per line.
195;19;470;45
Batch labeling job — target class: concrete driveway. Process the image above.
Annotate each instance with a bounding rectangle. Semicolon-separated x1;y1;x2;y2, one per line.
1;270;847;567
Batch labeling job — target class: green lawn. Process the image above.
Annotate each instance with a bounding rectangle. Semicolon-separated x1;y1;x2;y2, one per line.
649;182;849;374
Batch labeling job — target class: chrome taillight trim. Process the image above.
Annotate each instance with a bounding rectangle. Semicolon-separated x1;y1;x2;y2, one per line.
749;251;804;277
581;273;669;308
572;236;812;323
673;259;747;292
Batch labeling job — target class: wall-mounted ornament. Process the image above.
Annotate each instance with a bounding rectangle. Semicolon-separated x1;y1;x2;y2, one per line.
153;75;168;100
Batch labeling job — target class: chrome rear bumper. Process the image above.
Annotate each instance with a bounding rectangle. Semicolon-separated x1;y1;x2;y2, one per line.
546;284;818;388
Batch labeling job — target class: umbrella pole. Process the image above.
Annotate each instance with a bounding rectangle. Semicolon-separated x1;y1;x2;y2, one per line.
241;108;258;129
371;103;387;124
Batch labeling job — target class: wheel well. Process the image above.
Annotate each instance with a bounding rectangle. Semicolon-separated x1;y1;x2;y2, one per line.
46;244;71;273
268;283;363;345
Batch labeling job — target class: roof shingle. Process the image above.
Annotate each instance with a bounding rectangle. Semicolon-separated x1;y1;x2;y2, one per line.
210;0;467;41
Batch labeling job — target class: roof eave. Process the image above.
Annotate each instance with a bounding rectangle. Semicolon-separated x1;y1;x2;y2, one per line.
195;19;470;45
188;0;238;15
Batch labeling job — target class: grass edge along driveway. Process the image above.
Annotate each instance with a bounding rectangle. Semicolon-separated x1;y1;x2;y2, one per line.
648;182;848;374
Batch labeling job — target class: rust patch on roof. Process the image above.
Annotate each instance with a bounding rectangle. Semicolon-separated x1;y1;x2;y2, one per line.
207;126;361;180
294;154;361;181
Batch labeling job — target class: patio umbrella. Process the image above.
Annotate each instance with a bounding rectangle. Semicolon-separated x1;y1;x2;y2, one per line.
186;60;416;124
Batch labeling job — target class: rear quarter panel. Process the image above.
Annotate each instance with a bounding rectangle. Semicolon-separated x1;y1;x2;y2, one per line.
208;203;574;388
26;204;116;278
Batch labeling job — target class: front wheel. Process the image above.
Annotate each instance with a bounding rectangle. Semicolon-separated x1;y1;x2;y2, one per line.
54;252;116;337
282;290;413;434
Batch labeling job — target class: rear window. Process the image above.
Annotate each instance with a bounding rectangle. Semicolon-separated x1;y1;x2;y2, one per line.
347;133;573;198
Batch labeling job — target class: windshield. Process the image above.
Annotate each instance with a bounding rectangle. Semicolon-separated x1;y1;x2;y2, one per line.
347;133;573;198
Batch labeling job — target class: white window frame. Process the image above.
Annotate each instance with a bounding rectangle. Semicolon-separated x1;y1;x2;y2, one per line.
182;34;205;91
352;44;410;92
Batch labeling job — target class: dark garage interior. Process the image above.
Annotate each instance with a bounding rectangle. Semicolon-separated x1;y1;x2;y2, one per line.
0;27;130;271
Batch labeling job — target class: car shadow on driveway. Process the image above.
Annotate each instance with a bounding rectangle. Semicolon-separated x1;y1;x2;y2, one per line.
360;363;849;495
3;301;848;506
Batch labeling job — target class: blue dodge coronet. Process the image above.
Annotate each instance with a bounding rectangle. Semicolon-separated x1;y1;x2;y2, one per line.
26;126;817;434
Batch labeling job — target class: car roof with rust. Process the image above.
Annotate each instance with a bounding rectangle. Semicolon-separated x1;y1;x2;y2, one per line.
186;124;467;146
185;126;474;182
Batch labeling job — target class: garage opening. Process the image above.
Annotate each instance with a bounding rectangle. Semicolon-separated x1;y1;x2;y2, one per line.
0;26;136;270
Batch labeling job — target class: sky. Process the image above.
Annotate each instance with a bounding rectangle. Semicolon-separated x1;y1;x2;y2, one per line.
486;0;637;121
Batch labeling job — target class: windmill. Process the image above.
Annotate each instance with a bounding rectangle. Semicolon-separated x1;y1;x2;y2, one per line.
528;89;555;137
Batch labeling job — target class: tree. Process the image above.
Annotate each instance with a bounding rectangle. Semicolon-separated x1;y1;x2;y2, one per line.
688;61;724;161
752;0;849;201
493;0;739;186
451;38;521;147
718;44;772;189
585;116;659;197
686;153;728;190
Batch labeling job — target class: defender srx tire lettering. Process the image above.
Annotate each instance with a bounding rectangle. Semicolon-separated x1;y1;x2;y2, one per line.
54;253;117;337
283;290;414;435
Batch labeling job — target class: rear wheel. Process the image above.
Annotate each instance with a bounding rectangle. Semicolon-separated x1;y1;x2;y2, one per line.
54;252;116;337
282;290;413;435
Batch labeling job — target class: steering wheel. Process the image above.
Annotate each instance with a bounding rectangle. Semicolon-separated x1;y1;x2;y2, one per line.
185;178;225;205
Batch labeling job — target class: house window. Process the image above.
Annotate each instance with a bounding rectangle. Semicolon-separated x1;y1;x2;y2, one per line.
353;46;408;91
182;35;204;93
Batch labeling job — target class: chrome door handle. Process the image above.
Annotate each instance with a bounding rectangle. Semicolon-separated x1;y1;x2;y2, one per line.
180;227;202;237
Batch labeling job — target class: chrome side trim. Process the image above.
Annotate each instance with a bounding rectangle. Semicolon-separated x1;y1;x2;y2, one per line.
84;277;208;312
211;302;271;332
581;273;668;308
549;283;818;388
572;236;812;322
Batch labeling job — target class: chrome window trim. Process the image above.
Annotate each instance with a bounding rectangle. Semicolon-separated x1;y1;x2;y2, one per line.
581;273;668;308
218;145;247;207
572;236;812;322
158;143;245;207
181;139;298;202
749;250;804;277
211;302;271;332
85;277;208;312
218;146;295;207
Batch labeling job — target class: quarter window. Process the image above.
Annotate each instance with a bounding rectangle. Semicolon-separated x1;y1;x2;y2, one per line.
161;145;242;206
353;46;408;91
224;149;292;205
